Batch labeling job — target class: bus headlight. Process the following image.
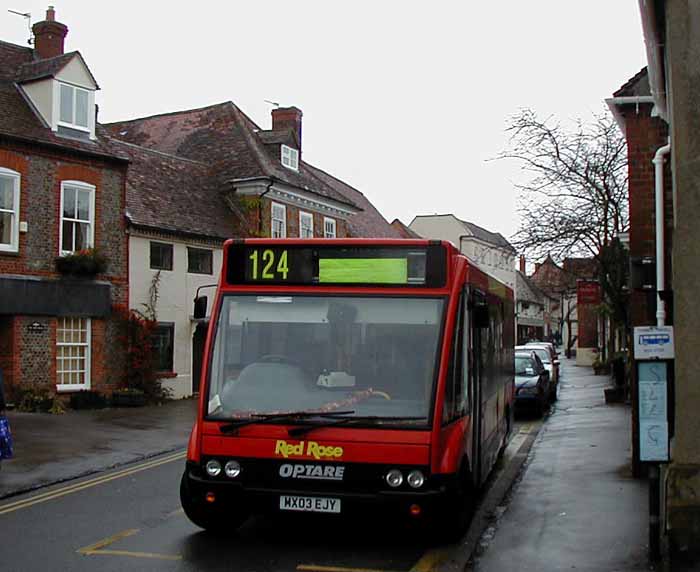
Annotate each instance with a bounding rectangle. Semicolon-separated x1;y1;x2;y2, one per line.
386;469;403;488
224;460;241;478
205;459;222;477
407;470;425;488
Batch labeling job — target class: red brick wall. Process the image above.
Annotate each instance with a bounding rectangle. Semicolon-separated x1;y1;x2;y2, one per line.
260;198;348;238
621;103;672;327
0;141;129;395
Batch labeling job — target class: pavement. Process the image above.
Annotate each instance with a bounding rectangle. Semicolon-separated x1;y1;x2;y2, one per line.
467;355;654;572
0;397;196;499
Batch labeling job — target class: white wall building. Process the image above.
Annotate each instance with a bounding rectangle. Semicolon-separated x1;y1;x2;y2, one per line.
409;214;516;289
129;233;223;398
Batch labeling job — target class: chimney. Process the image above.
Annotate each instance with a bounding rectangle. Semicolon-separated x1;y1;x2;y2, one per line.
32;6;68;60
519;255;526;273
272;107;303;153
535;262;541;273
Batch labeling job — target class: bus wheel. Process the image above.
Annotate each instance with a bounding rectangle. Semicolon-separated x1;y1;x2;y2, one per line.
435;472;476;542
180;471;249;533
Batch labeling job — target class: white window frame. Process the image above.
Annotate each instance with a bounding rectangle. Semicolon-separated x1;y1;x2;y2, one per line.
299;211;314;238
56;317;91;391
324;217;337;238
57;82;91;133
0;167;20;253
281;145;299;171
59;180;95;255
271;202;287;238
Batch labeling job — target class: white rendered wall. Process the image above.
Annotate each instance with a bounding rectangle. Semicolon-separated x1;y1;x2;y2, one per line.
129;234;223;398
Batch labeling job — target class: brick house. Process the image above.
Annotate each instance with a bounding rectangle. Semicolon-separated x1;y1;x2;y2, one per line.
606;68;672;328
0;8;129;401
103;103;401;397
529;255;598;361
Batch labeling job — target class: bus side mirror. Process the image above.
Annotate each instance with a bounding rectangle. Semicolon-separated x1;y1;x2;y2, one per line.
473;305;489;329
194;296;208;320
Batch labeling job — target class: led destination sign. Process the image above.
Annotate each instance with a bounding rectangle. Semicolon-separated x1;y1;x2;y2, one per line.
226;243;446;287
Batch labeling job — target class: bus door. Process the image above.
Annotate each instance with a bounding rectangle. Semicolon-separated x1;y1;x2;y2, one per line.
470;290;487;488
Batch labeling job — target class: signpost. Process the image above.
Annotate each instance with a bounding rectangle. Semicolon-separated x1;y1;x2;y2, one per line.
634;325;674;561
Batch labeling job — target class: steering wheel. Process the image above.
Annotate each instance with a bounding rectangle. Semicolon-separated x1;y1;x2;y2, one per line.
369;390;392;400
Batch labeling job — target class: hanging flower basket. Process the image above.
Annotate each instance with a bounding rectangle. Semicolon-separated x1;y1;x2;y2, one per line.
55;248;108;277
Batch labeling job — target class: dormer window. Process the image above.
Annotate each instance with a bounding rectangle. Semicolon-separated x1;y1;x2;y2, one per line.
281;145;299;171
59;83;90;130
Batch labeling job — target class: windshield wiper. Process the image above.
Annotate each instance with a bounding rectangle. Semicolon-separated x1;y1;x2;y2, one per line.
218;410;355;434
287;416;427;438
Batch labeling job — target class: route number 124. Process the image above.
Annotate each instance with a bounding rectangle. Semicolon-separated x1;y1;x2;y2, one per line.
248;249;289;280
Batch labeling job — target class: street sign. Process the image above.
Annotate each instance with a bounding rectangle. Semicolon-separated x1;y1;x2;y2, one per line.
633;326;675;360
577;280;601;305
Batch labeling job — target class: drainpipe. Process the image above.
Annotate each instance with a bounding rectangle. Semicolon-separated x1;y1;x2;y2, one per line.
258;179;274;236
653;138;671;327
649;137;670;563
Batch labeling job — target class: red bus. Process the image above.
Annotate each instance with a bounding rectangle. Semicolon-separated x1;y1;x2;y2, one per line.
181;239;514;535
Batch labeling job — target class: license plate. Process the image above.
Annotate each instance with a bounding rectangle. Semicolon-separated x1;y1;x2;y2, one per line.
279;495;341;513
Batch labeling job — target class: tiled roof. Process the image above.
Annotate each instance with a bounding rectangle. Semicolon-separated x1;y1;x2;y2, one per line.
516;270;544;304
104;103;358;210
459;219;515;252
390;219;422;239
15;52;95;85
108;138;239;241
0;40;32;80
304;165;402;238
613;67;651;98
0;41;124;161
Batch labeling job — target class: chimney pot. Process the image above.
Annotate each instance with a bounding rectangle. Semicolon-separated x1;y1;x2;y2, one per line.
519;255;526;273
272;106;303;155
32;6;68;59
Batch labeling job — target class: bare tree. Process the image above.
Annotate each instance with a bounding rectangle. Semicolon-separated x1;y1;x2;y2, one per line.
499;109;628;262
498;109;630;350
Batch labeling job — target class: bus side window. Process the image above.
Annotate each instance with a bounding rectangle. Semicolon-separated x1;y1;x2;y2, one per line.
444;292;468;423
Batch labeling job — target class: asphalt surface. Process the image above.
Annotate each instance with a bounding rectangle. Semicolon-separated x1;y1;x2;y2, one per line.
470;357;653;572
0;417;532;572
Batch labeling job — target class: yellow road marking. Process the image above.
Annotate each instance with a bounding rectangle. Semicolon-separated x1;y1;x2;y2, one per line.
297;566;400;572
0;451;185;516
410;548;449;572
77;528;182;561
77;529;139;554
83;549;182;561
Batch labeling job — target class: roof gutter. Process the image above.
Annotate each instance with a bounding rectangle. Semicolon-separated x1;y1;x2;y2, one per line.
638;0;668;120
605;96;656;134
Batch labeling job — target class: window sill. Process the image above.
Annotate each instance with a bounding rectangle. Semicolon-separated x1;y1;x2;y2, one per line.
56;385;90;393
0;248;20;257
187;271;213;276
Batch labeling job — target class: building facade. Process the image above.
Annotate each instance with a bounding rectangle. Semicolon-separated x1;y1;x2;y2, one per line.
106;103;400;397
0;9;129;401
408;214;516;289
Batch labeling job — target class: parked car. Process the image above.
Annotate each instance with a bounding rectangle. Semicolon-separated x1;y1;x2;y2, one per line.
517;344;559;401
514;350;550;416
526;340;559;357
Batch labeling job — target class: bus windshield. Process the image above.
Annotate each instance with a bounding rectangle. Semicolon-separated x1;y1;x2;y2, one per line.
206;295;444;426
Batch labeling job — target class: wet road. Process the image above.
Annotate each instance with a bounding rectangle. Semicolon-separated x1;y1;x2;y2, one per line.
1;424;532;571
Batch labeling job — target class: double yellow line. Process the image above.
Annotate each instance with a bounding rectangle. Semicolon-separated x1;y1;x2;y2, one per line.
0;450;186;516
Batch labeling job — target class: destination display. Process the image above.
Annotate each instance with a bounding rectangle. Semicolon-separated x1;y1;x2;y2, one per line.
226;243;447;287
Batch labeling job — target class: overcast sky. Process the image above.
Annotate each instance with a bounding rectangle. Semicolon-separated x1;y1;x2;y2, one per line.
2;1;646;241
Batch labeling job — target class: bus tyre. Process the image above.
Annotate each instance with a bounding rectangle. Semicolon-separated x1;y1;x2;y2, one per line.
179;471;249;533
436;473;475;542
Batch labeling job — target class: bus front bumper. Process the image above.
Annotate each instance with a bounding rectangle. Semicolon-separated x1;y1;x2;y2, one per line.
183;464;453;519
